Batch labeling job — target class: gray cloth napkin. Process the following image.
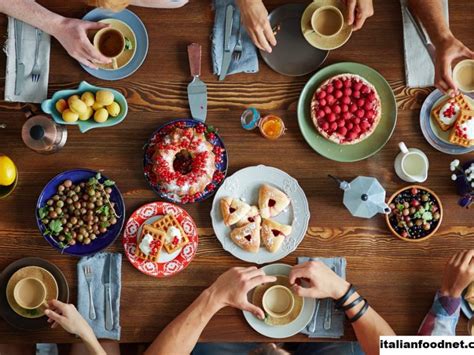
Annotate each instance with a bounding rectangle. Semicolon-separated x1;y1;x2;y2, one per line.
212;0;259;76
4;17;50;103
77;252;121;340
298;257;346;339
401;0;449;88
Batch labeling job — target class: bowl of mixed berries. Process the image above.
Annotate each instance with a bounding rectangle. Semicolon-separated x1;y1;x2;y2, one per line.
386;186;443;242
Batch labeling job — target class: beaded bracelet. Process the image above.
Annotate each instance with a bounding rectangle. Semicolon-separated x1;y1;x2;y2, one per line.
334;284;355;309
341;295;364;311
348;299;370;323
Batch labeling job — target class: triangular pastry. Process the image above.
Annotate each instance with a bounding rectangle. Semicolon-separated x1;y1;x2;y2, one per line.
220;197;251;226
236;206;261;227
261;218;292;253
259;184;290;218
230;222;260;253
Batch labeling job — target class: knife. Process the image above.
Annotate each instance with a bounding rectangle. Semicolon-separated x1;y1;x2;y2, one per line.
187;43;207;122
14;19;25;96
103;253;114;331
404;7;436;64
219;4;234;81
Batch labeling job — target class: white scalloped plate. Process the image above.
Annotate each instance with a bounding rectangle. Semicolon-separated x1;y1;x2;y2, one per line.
210;165;310;264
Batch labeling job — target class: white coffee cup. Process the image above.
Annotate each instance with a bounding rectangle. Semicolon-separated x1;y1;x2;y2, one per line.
262;285;295;318
394;142;429;183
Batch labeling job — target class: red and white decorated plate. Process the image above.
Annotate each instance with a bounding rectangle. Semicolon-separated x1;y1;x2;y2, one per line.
123;202;198;277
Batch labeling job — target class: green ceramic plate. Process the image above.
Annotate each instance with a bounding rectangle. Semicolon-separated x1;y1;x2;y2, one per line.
297;62;397;162
41;81;128;133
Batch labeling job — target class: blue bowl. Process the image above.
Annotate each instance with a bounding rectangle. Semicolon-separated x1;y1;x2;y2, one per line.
41;81;128;133
36;169;125;256
143;119;228;204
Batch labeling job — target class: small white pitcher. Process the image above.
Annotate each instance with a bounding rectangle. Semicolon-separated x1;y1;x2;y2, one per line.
394;142;429;183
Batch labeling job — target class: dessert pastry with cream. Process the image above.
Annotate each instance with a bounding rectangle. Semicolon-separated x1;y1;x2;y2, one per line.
152;214;189;254
259;184;290;219
135;224;166;262
432;94;471;131
261;218;292;253
230;221;261;253
449;112;474;147
220;197;251;226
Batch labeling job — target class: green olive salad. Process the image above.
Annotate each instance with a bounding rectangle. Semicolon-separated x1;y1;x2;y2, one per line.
38;173;119;249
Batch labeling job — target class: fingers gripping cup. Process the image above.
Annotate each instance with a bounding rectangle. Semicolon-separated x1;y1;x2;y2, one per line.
13;277;47;310
262;285;295;318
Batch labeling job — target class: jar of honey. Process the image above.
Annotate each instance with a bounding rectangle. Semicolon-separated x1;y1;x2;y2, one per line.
259;115;285;140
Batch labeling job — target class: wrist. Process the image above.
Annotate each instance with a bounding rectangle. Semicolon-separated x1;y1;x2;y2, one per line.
432;31;455;48
439;287;462;299
332;280;351;300
202;286;227;313
49;15;70;39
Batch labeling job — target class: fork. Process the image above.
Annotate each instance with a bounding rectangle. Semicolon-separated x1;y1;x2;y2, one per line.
232;23;243;62
31;29;42;83
83;266;96;320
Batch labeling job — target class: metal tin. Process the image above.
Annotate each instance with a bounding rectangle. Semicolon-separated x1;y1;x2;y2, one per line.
21;111;67;154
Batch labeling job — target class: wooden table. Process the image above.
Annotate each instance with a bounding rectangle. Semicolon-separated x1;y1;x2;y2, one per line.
1;0;473;344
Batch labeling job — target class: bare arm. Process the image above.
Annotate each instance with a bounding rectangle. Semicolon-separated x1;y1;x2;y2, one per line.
0;0;110;68
144;267;276;355
129;0;188;8
407;0;474;94
289;261;394;355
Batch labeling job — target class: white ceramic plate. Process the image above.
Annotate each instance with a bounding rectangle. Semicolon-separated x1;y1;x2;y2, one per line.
210;165;310;264
243;263;316;338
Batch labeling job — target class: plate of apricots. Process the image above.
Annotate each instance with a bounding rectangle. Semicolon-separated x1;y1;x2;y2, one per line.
41;81;128;133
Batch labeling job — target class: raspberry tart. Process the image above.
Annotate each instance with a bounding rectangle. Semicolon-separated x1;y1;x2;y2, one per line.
311;74;382;144
144;120;227;204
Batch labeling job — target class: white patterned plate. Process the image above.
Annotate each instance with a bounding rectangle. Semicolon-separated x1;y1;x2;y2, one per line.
210;165;310;264
243;263;316;338
123;202;198;277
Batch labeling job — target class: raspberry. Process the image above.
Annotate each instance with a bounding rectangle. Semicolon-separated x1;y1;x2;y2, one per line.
324;106;332;114
346;122;354;130
350;104;358;113
334;90;343;99
352;90;361;99
367;93;376;100
343;79;351;88
333;105;342;114
353;124;361;133
364;101;373;111
354;82;363;91
356;109;365;118
343;112;351;120
344;88;352;96
347;131;358;141
366;110;375;119
337;119;345;127
342;104;349;112
319;98;327;106
328;113;337;122
330;122;338;131
361;85;370;94
360;121;370;131
357;99;365;107
326;84;334;94
318;90;327;99
321;121;329;131
354;118;361;125
317;110;325;118
334;80;343;89
342;96;351;105
337;126;348;136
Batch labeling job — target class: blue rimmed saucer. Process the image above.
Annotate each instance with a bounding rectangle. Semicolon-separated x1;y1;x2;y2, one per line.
81;8;148;80
420;90;474;155
143;119;228;204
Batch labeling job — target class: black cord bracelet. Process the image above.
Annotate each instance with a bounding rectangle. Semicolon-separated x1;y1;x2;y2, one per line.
341;295;364;311
334;284;355;309
348;299;369;323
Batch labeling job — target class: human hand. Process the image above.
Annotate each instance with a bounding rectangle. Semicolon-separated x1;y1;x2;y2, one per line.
208;266;277;319
434;35;474;96
289;261;350;299
344;0;374;31
52;18;112;69
440;250;474;298
237;0;276;53
45;300;94;340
